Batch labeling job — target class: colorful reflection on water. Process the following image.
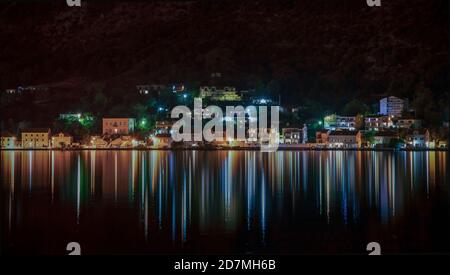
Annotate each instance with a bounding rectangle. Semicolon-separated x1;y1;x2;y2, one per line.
1;150;449;254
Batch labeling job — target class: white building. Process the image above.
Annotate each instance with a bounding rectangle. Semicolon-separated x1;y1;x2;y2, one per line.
407;129;430;148
365;115;393;131
324;114;363;130
281;125;308;144
379;96;408;117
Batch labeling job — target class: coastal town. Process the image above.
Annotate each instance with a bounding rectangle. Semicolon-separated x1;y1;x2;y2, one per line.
1;84;448;150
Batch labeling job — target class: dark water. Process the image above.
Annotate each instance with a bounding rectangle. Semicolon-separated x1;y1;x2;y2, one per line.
1;150;449;255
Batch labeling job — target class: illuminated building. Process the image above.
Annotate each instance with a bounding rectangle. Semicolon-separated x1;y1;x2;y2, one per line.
328;130;362;148
0;132;17;148
379;96;408;117
155;120;174;134
102;118;136;135
89;136;108;148
21;128;51;148
281;125;308;144
406;129;430;148
59;113;82;120
199;86;242;101
52;133;73;148
324;114;363;130
151;133;173;148
110;136;135;148
373;131;399;147
136;84;167;95
364;115;393;131
396;117;422;129
315;130;330;144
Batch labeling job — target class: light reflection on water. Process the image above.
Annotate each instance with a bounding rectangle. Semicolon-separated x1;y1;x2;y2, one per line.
1;150;449;254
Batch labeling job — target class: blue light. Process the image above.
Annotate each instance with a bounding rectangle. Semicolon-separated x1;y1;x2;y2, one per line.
183;94;187;98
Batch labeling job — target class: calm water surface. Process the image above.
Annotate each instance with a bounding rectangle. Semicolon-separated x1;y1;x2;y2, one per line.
1;150;449;255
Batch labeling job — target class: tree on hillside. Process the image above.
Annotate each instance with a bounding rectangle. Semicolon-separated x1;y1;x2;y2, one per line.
411;84;440;127
341;99;369;116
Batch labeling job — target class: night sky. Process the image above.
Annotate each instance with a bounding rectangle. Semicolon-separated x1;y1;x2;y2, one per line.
0;0;448;128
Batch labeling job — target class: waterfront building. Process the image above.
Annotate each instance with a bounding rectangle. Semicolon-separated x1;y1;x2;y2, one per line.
373;131;399;147
437;140;447;148
328;130;362;148
1;132;18;148
281;125;308;144
109;136;136;148
89;136;109;148
151;133;173;148
315;130;330;144
52;133;73;148
379;96;408;117
258;128;280;148
21;128;51;148
406;129;430;148
102;118;136;135
364;115;393;131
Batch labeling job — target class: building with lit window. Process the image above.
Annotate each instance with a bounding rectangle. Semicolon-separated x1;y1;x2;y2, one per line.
281;125;308;144
328;130;362;148
406;129;430;148
1;132;18;148
102;118;136;135
155;120;174;135
151;133;173;148
89;136;109;148
324;114;363;130
21;128;51;148
52;133;73;148
315;130;330;144
396;117;422;129
364;115;393;131
110;136;137;148
372;131;399;147
379;96;408;117
136;84;167;95
199;86;242;101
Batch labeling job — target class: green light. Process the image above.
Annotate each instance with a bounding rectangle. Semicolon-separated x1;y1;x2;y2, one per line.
318;121;322;125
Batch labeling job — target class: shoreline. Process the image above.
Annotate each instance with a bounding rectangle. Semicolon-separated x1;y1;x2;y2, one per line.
1;147;448;152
